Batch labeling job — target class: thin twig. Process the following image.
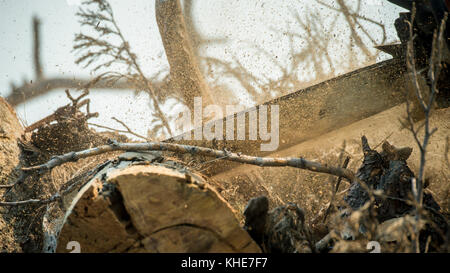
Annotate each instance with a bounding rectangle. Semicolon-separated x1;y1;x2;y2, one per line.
0;161;108;206
24;89;98;133
88;122;149;141
88;116;150;141
403;4;447;252
112;117;150;141
74;0;173;137
0;194;61;206
323;156;350;222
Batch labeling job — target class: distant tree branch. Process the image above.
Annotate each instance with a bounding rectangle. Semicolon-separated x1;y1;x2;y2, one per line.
33;16;43;80
4;14;141;106
6;77;135;106
74;0;173;137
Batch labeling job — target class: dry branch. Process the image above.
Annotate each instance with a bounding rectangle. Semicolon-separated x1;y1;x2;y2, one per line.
404;7;447;209
5;14;137;107
24;89;98;133
22;141;357;182
0;194;61;206
88;119;150;141
74;0;172;136
33;16;43;80
6;73;136;107
402;5;447;252
323;156;350;222
89;115;151;141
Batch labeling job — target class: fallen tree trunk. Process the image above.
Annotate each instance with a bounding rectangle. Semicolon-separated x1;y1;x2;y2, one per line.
43;153;260;253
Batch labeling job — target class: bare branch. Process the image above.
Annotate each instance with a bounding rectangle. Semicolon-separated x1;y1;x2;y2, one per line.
5;77;135;106
4;137;383;208
323;156;350;222
0;194;61;206
5;14;138;107
0;163;101;206
21;141;357;182
24;89;98;133
405;8;427;111
74;0;173;136
33;15;43;79
88;116;150;141
402;4;447;252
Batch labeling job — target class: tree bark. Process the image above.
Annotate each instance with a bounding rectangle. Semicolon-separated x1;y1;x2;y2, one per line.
0;98;23;186
0;98;24;252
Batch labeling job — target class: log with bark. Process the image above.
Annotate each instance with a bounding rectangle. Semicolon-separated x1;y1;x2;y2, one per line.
44;153;260;253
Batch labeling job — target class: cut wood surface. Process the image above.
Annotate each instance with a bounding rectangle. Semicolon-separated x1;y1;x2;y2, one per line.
50;157;260;253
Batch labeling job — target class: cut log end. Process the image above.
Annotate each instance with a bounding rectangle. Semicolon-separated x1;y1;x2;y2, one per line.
52;162;260;253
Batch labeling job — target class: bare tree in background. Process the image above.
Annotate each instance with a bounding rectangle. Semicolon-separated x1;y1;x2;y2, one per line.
6;0;218;139
5;0;388;136
316;0;386;63
74;0;177;137
6;15;137;107
196;0;387;105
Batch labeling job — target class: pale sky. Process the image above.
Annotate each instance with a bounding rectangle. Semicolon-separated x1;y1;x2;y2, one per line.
0;0;405;139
